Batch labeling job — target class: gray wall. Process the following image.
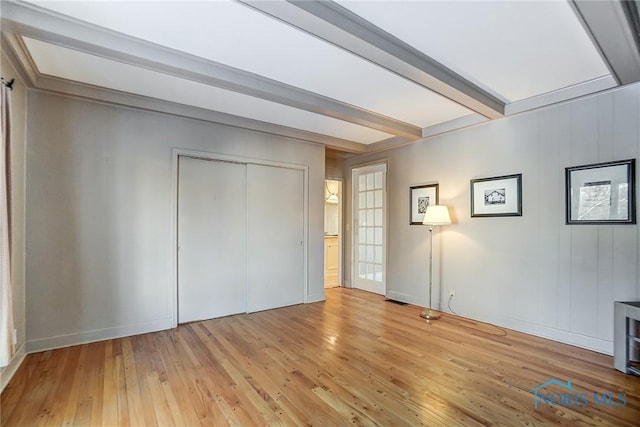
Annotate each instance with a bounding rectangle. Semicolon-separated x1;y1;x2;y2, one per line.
0;49;27;390
345;82;640;354
25;91;325;352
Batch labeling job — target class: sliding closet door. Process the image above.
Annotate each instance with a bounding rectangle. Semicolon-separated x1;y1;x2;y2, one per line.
177;156;246;323
247;164;305;312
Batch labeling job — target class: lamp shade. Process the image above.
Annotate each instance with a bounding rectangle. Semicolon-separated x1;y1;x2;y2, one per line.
422;205;451;226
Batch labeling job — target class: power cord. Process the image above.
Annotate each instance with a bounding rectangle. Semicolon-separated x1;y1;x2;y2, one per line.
447;295;458;316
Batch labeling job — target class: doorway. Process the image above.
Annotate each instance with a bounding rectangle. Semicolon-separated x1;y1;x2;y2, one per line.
352;163;386;295
324;179;342;288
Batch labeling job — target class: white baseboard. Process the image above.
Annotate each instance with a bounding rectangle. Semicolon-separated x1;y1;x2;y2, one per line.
1;342;26;393
387;291;613;355
439;305;613;355
25;317;174;353
306;291;326;304
386;290;425;307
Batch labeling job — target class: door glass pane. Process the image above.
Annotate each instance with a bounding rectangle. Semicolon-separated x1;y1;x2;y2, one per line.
375;246;382;264
374;209;382;226
367;209;374;227
367;228;374;244
359;192;366;209
367;191;374;208
366;245;374;262
374;171;383;189
374;190;382;208
359;262;367;279
367;174;374;190
359;175;367;191
375;228;382;245
367;263;375;280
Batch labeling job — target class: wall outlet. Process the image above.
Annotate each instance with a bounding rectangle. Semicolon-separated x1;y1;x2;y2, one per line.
449;290;455;299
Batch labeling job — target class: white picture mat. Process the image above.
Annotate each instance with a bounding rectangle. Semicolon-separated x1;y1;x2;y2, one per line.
410;186;437;223
472;177;520;215
569;164;630;221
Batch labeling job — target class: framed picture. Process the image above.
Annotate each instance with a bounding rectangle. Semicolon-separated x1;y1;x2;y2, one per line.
471;174;522;217
410;183;439;225
565;159;636;224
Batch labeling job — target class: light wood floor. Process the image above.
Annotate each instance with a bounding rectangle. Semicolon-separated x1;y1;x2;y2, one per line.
2;288;639;426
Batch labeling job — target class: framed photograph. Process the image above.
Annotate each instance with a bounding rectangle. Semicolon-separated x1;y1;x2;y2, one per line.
565;159;636;224
471;174;522;217
410;183;439;225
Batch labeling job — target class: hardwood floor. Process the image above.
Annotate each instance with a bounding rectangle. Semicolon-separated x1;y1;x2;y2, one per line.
2;288;639;426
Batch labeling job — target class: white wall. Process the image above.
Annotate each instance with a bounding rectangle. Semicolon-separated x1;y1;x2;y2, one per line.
25;91;325;352
345;82;640;355
0;49;27;391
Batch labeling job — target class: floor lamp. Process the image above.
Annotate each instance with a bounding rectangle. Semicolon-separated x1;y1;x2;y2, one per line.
421;205;451;320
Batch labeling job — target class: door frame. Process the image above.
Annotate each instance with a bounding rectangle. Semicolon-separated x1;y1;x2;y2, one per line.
350;160;388;295
324;177;343;288
171;148;309;328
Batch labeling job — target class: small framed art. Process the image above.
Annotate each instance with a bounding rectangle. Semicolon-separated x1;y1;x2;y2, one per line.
410;183;439;225
565;159;635;224
471;174;522;217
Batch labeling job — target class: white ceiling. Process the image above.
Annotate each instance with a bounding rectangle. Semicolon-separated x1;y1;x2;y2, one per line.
2;0;638;153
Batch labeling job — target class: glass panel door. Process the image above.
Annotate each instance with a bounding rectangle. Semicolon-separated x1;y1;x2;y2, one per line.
352;163;386;295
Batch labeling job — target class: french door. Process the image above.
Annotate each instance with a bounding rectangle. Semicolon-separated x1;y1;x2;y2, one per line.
352;163;386;295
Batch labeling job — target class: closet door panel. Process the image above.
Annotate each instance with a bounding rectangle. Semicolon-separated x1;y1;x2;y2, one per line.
247;164;304;312
178;157;246;323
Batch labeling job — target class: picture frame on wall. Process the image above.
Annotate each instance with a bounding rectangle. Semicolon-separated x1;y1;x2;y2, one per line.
565;159;636;225
410;183;439;225
470;174;522;217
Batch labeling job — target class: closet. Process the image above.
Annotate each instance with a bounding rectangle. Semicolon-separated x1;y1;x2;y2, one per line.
177;156;304;323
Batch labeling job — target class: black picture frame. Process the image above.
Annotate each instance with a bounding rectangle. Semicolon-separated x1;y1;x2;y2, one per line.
470;174;522;217
409;183;439;225
565;159;636;225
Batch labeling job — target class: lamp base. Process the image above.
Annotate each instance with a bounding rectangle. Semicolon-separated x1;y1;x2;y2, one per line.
420;309;441;320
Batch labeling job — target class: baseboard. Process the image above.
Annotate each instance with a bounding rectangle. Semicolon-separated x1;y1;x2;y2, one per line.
25;317;174;353
439;305;613;355
306;291;326;304
0;342;26;393
386;290;425;307
387;290;613;355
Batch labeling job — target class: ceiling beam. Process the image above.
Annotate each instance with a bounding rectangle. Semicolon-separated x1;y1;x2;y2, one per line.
240;0;505;119
35;74;369;154
0;1;422;140
570;0;640;85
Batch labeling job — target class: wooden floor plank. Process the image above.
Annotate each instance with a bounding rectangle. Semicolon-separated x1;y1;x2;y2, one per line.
2;288;640;426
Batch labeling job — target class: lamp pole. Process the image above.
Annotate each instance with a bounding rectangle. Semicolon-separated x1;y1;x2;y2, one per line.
420;224;440;320
420;205;450;320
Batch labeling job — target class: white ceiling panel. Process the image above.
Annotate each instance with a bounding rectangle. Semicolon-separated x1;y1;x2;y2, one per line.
337;0;612;102
23;37;394;144
27;0;474;128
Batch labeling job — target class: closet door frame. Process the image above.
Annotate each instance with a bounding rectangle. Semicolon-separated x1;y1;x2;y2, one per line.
170;148;309;328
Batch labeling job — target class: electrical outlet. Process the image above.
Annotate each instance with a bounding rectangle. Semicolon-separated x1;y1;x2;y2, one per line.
449;290;455;299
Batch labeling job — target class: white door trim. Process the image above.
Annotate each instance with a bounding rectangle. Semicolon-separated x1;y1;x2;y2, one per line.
170;148;309;328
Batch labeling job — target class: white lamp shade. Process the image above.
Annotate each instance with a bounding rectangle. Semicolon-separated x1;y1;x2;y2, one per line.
422;205;451;225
